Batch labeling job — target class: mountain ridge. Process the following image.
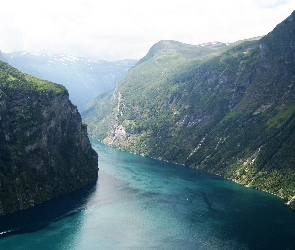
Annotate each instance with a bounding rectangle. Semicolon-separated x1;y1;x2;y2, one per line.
82;11;295;206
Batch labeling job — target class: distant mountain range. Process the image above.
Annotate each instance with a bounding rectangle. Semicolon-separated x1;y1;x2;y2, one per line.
1;52;137;111
82;10;295;207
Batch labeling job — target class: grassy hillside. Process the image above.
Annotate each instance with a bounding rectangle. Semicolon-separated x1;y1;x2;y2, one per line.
83;11;295;202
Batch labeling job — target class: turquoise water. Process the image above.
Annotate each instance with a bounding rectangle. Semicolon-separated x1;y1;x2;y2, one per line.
0;138;295;249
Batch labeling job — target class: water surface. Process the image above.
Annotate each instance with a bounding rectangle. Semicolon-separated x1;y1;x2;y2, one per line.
0;139;294;249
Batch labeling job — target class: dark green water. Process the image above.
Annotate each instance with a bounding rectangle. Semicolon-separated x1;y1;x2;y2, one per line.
0;138;295;249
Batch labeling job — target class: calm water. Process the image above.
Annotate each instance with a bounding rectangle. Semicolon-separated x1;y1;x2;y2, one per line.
0;138;295;249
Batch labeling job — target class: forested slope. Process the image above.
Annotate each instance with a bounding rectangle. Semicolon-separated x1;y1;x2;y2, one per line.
83;11;295;205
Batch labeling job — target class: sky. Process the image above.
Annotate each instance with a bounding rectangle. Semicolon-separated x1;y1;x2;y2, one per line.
0;0;294;60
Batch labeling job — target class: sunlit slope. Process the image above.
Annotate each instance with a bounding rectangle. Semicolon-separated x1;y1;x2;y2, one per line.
83;11;295;202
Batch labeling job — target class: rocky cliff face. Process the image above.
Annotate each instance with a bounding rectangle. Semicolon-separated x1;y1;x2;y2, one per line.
0;61;98;215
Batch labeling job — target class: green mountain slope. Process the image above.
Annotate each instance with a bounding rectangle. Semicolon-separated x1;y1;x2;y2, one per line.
82;11;295;204
0;60;98;215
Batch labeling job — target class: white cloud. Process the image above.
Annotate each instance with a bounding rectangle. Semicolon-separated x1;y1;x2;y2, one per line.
0;0;294;60
257;0;288;8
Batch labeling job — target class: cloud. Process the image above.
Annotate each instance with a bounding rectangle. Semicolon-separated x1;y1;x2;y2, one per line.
0;0;295;60
257;0;288;8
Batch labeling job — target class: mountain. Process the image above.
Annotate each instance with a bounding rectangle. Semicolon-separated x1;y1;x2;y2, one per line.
0;60;98;215
82;11;295;206
0;51;8;63
3;52;137;111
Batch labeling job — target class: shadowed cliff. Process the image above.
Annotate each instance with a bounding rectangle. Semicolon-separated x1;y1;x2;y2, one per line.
0;60;98;215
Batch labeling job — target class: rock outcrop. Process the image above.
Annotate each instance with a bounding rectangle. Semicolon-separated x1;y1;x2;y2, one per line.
287;197;295;210
0;61;98;215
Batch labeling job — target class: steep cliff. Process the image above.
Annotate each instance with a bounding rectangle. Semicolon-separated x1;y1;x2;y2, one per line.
83;11;295;205
0;60;98;215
